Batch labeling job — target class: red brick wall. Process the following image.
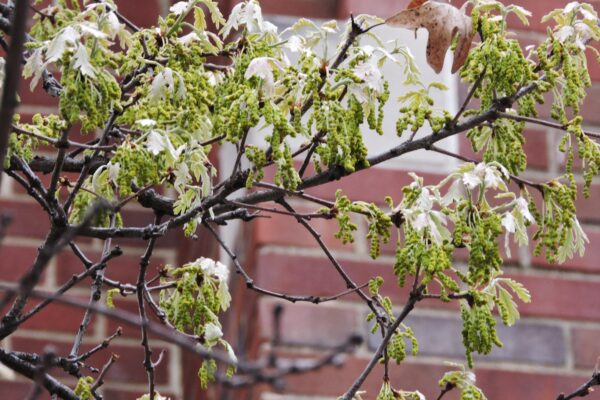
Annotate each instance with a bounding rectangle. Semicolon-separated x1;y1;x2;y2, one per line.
0;1;599;400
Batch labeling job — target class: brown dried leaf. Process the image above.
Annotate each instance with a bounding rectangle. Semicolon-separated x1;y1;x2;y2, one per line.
386;1;474;74
407;0;428;9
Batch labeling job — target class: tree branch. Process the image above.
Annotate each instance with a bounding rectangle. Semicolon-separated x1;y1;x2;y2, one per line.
0;348;78;400
339;285;424;400
557;372;600;400
0;0;29;187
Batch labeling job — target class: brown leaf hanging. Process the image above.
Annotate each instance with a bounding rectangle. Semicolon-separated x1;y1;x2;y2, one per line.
386;1;475;74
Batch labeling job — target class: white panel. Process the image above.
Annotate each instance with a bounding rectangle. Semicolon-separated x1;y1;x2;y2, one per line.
241;16;461;174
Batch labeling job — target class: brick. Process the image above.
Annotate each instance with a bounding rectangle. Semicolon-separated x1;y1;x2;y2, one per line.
258;299;360;349
0;382;35;399
571;327;600;369
19;296;97;334
105;298;168;339
366;314;566;366
0;200;50;239
55;248;168;289
474;368;586;400
281;356;585;399
512;273;600;321
0;245;45;283
115;0;162;28
256;251;600;320
12;337;171;385
523;130;550;170
254;252;387;304
575;182;600;224
253;206;349;251
579;84;600;126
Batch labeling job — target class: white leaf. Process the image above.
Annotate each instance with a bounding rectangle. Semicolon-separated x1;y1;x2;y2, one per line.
244;1;264;33
149;68;175;103
220;0;272;37
502;213;516;233
213;261;230;282
217;281;232;310
462;171;481;190
204;322;223;342
441;179;462;206
555;26;575;43
178;32;201;45
581;8;597;21
46;26;80;63
107;162;120;185
353;60;384;94
285;35;304;53
413;213;429;231
136;118;157;127
106;12;122;38
515;197;534;223
173;162;190;192
220;2;244;37
225;342;238;364
170;1;190;15
73;44;96;78
146;131;165;155
263;21;278;34
565;2;580;14
245;57;280;97
24;47;44;91
483;166;503;189
79;22;108;39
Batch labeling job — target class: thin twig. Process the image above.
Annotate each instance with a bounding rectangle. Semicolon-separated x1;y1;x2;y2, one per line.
137;214;162;400
0;348;78;400
0;200;113;339
278;200;389;323
92;0;139;32
12;125;117;151
90;353;119;392
226;200;334;220
452;67;487;126
204;222;369;304
220;334;363;388
253;181;335;208
63;111;118;213
428;145;545;192
15;247;122;328
339;285;424;400
497;112;600;140
557;372;600;400
436;382;456;400
70;328;122;363
69;215;117;358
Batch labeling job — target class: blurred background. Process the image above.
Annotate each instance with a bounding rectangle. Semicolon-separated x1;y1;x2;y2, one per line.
0;0;599;399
